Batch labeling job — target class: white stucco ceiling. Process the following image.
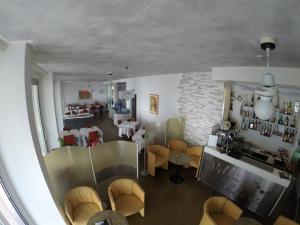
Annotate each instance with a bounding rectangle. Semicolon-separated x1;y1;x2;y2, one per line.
0;0;300;80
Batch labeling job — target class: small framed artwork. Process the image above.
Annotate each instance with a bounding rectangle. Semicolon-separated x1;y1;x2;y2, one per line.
79;89;92;100
149;94;159;115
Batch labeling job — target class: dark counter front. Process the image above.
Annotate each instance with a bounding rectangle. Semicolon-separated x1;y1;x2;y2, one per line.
199;152;287;217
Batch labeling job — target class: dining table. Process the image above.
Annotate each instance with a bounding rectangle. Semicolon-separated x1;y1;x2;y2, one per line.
169;151;190;184
60;129;82;146
80;126;104;146
118;121;139;138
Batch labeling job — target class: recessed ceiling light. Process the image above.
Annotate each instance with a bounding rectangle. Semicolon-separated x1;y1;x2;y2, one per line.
256;54;264;58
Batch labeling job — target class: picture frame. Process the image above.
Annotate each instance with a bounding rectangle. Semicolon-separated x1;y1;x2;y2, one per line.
79;89;92;100
149;94;159;115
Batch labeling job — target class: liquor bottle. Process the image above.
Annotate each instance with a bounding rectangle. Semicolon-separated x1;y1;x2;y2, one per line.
260;123;264;135
254;120;257;130
291;116;296;128
275;97;279;109
284;116;289;126
278;115;283;124
264;124;269;136
268;124;273;137
287;101;292;114
257;120;261;131
285;102;288;114
283;129;288;142
289;130;294;143
274;125;279;134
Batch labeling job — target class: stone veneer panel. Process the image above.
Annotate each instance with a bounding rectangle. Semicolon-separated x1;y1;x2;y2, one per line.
178;72;224;145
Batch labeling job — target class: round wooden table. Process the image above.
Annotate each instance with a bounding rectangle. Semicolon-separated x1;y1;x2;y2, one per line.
87;210;129;225
233;217;262;225
169;152;190;184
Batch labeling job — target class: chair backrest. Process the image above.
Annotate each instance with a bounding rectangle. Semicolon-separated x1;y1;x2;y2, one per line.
188;146;204;157
148;145;169;156
204;196;227;215
64;186;103;222
89;130;99;142
63;134;76;146
274;215;299;225
108;179;136;199
168;140;187;153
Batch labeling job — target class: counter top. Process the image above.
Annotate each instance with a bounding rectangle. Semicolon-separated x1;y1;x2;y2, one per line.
204;146;291;187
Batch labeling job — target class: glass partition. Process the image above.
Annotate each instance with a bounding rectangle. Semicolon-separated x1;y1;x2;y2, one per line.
43;146;94;206
43;141;138;207
91;141;138;201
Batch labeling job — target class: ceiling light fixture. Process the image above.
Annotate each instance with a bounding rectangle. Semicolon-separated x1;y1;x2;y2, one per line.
254;37;279;120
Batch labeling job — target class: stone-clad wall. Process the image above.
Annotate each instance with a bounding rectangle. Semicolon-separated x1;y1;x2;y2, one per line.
178;72;224;145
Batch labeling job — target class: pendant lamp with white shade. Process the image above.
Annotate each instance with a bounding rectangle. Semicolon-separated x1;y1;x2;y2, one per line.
254;37;279;120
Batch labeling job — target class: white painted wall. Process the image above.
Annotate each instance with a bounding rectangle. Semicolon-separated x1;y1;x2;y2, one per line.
0;42;65;225
212;67;300;87
123;74;182;124
63;81;108;105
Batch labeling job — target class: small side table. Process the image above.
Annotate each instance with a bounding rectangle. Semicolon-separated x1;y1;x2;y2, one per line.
87;210;129;225
169;152;190;184
233;217;262;225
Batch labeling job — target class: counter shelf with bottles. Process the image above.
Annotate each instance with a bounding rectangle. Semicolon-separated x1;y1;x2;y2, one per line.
240;105;298;144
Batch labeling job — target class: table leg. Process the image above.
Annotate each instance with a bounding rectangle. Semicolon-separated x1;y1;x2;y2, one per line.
170;165;184;184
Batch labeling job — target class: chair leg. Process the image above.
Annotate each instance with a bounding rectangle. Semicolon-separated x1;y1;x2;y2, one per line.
147;163;155;177
139;208;144;217
195;166;200;178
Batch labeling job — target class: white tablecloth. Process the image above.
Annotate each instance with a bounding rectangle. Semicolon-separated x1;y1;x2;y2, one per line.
113;113;129;126
60;129;82;145
118;121;139;138
80;126;104;146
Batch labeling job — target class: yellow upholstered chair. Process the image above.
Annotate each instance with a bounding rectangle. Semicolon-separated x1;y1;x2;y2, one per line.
108;179;145;217
64;186;103;225
168;139;187;153
147;145;170;177
186;146;204;177
274;215;299;225
199;196;243;225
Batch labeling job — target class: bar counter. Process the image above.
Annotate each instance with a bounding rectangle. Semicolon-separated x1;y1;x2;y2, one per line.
199;146;292;217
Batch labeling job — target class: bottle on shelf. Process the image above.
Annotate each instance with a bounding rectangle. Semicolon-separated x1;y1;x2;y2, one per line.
283;128;289;142
291;116;296;128
284;102;288;114
278;115;283;125
289;130;295;143
268;124;273;137
287;101;292;115
284;116;289;126
257;120;261;131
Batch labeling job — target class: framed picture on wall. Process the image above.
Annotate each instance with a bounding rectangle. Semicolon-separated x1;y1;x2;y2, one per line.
149;94;159;115
79;89;92;100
